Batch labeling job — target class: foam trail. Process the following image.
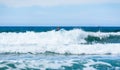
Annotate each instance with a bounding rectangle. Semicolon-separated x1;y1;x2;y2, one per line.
0;56;119;70
0;29;120;54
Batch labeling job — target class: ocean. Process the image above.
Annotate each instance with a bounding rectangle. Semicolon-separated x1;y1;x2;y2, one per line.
0;26;120;70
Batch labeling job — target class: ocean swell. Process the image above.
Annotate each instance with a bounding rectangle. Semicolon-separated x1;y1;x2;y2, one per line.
0;29;120;54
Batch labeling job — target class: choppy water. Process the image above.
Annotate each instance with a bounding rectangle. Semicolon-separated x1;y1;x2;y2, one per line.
0;26;120;70
0;54;120;70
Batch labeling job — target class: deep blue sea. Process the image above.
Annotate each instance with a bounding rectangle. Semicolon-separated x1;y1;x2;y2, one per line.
0;26;120;70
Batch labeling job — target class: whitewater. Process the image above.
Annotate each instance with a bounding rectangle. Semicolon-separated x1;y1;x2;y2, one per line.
0;29;120;55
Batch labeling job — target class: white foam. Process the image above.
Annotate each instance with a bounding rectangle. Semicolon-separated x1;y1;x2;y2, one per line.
0;59;114;70
84;60;112;70
0;60;74;70
0;29;120;54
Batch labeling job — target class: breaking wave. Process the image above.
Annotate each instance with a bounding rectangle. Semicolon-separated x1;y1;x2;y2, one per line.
0;29;120;54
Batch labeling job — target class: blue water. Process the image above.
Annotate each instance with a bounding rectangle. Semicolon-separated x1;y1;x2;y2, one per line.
0;26;120;70
0;26;120;32
0;54;120;70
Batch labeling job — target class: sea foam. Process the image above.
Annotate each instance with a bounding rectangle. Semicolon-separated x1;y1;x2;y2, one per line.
0;29;120;54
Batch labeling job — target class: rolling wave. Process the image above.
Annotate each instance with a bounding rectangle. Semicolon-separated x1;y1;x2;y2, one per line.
0;29;120;54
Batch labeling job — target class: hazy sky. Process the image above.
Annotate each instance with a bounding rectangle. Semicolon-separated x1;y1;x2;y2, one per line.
0;0;120;26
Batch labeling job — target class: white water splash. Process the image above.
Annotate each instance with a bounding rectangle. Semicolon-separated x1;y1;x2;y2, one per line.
0;29;120;54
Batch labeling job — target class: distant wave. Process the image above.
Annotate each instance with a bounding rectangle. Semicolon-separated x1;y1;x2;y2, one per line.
0;29;120;54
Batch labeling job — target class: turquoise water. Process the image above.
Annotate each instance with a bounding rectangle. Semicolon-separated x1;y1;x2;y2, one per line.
0;27;120;70
0;54;120;70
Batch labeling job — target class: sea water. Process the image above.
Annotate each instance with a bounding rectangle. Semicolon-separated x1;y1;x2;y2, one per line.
0;26;120;70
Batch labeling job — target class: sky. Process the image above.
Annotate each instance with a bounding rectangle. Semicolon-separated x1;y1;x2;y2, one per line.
0;0;120;26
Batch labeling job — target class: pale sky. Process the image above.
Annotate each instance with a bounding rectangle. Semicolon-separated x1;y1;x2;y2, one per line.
0;0;120;26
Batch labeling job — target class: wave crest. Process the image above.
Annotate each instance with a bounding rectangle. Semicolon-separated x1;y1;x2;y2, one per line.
0;29;120;54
